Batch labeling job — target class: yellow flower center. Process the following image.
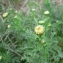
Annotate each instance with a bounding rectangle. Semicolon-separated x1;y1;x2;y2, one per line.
37;27;41;31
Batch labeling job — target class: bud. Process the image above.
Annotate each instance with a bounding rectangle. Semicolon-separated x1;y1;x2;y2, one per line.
32;8;35;11
0;56;2;60
44;11;49;15
15;11;18;13
8;25;11;28
14;15;18;18
38;21;45;24
2;12;8;18
41;39;45;44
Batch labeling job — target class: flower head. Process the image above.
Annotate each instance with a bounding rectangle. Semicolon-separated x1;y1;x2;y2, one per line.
2;12;8;18
8;25;11;28
34;25;45;35
44;11;49;15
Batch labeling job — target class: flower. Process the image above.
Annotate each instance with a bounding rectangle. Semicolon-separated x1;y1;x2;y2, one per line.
8;25;11;28
2;12;8;17
44;11;49;15
34;25;45;35
38;21;45;24
32;8;35;11
0;56;2;60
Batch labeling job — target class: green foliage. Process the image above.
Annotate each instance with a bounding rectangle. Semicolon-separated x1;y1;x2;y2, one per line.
0;0;63;63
